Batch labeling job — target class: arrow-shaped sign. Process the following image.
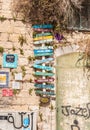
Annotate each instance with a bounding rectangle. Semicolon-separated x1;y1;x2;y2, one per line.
35;72;54;76
32;24;53;29
35;90;55;96
34;39;53;44
33;64;53;71
34;84;54;89
34;58;54;65
35;78;54;83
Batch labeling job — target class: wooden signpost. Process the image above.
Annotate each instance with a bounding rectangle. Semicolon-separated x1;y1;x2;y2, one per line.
33;64;53;71
34;83;54;89
35;72;54;76
33;24;55;99
35;78;54;83
34;58;54;65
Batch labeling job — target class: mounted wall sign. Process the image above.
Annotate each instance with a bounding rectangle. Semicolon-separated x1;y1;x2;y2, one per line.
0;71;9;87
3;53;18;68
2;88;13;96
40;97;50;105
12;81;20;89
15;73;22;81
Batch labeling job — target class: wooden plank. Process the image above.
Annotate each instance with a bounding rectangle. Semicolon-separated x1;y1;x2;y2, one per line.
33;35;53;41
34;83;54;89
35;90;55;95
35;46;53;49
34;58;54;64
35;78;54;83
32;24;53;29
33;32;52;37
33;39;53;44
33;28;52;32
35;72;54;76
33;64;53;71
34;53;53;57
34;49;53;54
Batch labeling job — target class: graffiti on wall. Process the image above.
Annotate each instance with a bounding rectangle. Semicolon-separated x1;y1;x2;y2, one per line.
71;120;80;130
61;103;90;120
0;112;35;130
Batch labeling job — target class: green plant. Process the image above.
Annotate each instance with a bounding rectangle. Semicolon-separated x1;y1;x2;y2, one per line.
12;46;16;51
28;56;35;63
21;66;26;77
29;88;33;95
21;66;26;71
49;104;54;110
13;89;20;95
18;35;27;46
19;48;24;55
29;78;33;83
39;112;43;121
0;15;6;22
0;46;4;54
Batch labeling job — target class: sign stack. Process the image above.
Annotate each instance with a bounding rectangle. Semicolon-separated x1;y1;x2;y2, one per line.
33;24;55;103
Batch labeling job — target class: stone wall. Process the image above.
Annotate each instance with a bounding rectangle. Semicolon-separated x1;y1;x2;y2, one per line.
0;0;56;130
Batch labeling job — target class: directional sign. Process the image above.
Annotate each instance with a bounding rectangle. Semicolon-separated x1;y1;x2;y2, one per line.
34;39;53;44
35;46;53;49
33;64;53;71
34;83;54;89
32;24;53;29
34;32;52;37
34;49;53;56
33;28;52;32
34;49;53;54
35;78;54;83
35;90;55;95
33;35;53;41
34;53;53;57
35;72;54;76
34;58;54;65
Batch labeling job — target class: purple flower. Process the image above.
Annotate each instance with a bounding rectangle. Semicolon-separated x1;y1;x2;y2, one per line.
55;33;64;41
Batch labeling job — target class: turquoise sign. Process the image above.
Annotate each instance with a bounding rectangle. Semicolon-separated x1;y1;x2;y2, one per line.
35;90;55;95
33;24;53;29
3;53;18;68
33;64;53;71
35;83;54;89
34;49;53;56
35;72;54;76
34;58;54;64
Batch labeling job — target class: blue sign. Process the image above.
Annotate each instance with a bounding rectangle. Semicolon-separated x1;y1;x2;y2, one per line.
34;49;53;56
34;58;54;65
33;64;53;71
34;49;53;54
35;90;55;95
32;24;53;29
3;53;18;68
35;72;54;76
35;84;54;89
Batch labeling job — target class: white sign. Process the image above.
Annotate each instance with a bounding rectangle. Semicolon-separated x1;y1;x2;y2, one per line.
15;73;22;81
12;81;20;89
